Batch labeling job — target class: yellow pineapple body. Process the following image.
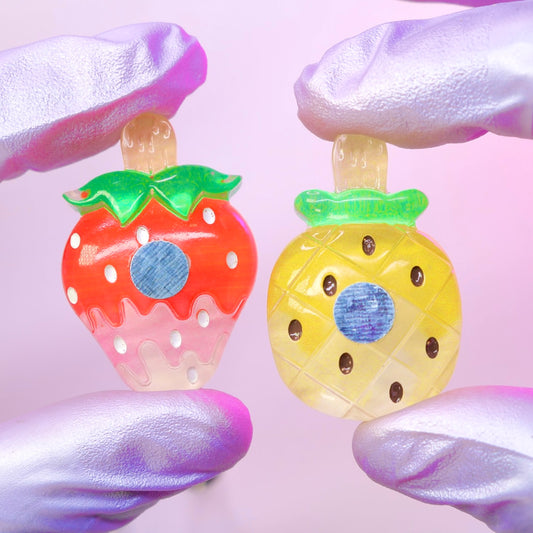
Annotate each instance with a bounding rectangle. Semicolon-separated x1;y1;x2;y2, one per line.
267;223;461;420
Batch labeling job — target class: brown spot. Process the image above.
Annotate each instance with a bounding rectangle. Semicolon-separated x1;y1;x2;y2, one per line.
362;235;376;256
288;319;302;341
389;382;403;403
426;337;439;359
411;266;424;287
323;275;337;296
339;352;353;374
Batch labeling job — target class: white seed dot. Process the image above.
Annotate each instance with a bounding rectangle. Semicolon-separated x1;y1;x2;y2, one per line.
70;233;81;249
113;336;127;354
203;208;216;225
198;310;210;328
67;287;78;304
136;226;149;245
226;251;238;269
104;264;117;283
170;330;182;348
187;367;199;384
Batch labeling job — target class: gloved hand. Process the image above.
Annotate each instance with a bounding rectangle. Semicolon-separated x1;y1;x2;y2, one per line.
353;387;533;533
0;390;251;533
0;24;252;533
295;2;533;532
295;0;533;148
0;22;206;181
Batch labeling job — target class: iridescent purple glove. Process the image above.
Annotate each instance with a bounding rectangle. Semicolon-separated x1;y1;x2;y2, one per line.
0;390;251;533
0;24;252;533
0;22;206;181
295;2;533;532
353;387;533;533
295;0;533;147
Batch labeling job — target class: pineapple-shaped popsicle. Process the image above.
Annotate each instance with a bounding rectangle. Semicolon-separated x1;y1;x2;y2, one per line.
267;135;461;420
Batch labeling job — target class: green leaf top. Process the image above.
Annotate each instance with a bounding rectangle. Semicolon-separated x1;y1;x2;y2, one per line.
295;188;428;227
64;165;241;225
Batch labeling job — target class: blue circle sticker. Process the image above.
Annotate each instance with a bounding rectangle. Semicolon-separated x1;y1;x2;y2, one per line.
130;241;189;299
333;282;395;343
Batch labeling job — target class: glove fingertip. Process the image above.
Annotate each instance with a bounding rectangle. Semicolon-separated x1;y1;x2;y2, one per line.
196;389;253;466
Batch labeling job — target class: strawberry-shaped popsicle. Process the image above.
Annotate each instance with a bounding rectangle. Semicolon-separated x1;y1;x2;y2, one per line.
62;113;257;390
267;135;461;420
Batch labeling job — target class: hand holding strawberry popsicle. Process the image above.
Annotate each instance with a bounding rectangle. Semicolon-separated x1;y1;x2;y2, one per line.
0;24;252;532
62;112;256;391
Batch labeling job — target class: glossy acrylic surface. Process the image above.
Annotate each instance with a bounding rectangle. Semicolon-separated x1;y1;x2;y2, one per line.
63;165;242;225
267;223;461;420
3;3;528;531
62;113;257;390
121;112;177;174
63;194;257;390
295;188;428;227
332;135;388;192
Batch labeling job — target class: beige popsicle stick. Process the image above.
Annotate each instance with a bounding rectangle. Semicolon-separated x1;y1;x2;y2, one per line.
121;113;177;173
332;134;388;192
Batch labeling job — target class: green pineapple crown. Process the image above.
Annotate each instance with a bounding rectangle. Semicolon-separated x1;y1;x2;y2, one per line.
296;134;428;228
295;188;428;228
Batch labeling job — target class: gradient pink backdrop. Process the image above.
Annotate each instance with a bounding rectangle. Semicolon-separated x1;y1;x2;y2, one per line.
1;1;531;531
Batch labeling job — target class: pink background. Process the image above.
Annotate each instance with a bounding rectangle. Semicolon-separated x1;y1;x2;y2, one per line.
1;1;532;531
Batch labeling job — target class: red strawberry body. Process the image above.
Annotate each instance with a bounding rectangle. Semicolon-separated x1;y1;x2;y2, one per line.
62;165;257;390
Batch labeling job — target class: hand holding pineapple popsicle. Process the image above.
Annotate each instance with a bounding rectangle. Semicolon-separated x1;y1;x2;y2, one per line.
295;2;533;532
268;135;461;420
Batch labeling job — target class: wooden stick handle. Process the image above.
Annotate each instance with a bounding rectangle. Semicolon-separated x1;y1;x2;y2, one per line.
332;134;388;192
121;113;177;174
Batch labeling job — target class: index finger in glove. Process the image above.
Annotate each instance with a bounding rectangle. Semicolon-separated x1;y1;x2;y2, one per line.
0;22;207;181
295;1;533;147
353;386;533;533
0;389;251;533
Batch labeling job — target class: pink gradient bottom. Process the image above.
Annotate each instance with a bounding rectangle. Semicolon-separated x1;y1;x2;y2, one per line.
80;295;239;390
